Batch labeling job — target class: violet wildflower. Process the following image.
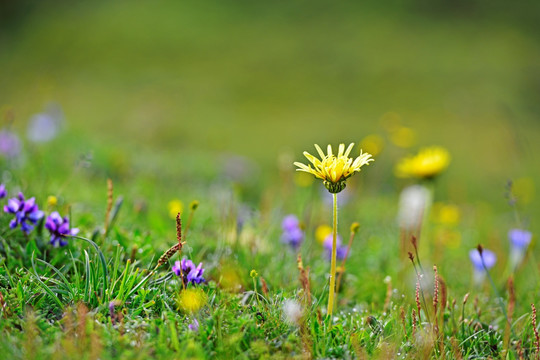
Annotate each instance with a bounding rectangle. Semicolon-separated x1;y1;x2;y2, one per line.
172;258;205;286
188;318;200;332
323;234;347;261
27;104;64;143
469;248;496;285
0;184;6;199
281;214;304;250
0;130;22;158
3;192;44;234
45;211;79;247
508;229;532;269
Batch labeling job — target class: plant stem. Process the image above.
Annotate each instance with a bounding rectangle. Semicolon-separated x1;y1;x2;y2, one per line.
327;193;338;319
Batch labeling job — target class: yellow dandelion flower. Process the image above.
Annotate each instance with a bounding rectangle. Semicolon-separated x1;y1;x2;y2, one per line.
395;146;450;179
176;288;207;313
294;143;374;193
168;199;184;219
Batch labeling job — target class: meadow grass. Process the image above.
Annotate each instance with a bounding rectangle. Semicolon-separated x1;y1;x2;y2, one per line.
1;1;540;358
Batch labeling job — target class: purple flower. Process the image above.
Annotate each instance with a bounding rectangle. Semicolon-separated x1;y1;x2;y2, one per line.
281;214;304;250
0;130;22;158
188;318;199;332
0;184;6;199
508;229;532;250
323;234;348;261
469;248;496;271
3;192;44;234
172;258;206;286
45;211;79;247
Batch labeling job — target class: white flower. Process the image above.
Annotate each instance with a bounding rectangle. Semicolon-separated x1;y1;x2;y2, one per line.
282;299;303;325
397;185;430;230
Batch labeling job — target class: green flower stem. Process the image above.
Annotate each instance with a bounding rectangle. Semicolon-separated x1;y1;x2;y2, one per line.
327;193;338;319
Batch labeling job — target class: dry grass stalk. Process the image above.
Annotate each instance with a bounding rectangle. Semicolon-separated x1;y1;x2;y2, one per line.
104;178;113;233
297;254;312;306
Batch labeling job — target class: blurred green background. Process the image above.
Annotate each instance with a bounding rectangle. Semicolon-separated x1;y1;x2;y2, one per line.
1;0;539;212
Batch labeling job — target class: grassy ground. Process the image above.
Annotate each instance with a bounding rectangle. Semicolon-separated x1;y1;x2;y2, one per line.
1;1;540;359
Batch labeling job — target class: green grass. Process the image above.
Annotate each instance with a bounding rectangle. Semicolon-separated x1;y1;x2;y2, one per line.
1;1;540;358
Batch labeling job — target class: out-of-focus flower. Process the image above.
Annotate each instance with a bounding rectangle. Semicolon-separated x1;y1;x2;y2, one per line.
282;299;303;325
177;288;207;313
508;229;532;269
390;127;416;148
168;199;184;219
0;130;22;158
3;192;44;234
172;259;206;286
469;248;496;285
323;234;347;261
395;146;450;179
398;185;430;231
281;214;304;250
0;184;6;199
47;195;58;207
294;143;373;194
433;203;460;226
360;134;384;157
26;105;64;143
45;211;79;247
315;224;332;244
188;318;200;332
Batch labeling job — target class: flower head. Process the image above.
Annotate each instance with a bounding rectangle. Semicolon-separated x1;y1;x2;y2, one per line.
3;192;44;234
0;130;22;158
45;211;79;247
469;248;496;271
508;229;532;249
294;143;373;193
0;184;6;199
509;229;532;269
281;214;304;250
172;258;206;286
323;234;348;261
176;288;207;313
395;146;450;179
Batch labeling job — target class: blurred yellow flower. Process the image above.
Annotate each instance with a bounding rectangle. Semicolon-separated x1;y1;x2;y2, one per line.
294;143;373;193
177;288;207;313
315;224;332;244
47;195;58;207
360;134;384;156
168;199;184;219
395;146;450;179
390;127;416;148
433;203;460;226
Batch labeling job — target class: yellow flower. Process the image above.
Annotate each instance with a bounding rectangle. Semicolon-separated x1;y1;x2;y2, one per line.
294;143;374;193
395;146;450;179
315;224;332;244
47;195;58;207
168;199;184;219
176;288;207;313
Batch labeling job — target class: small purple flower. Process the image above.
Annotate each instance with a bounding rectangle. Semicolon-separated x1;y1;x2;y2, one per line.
469;248;497;271
508;229;532;249
323;234;348;261
3;192;44;234
509;229;532;269
0;130;22;158
0;184;6;199
188;318;199;332
281;214;304;250
45;211;79;247
172;258;206;286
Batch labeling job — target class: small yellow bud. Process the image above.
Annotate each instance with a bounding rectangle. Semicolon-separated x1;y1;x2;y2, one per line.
47;195;58;207
350;222;360;234
250;270;258;278
190;200;200;211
